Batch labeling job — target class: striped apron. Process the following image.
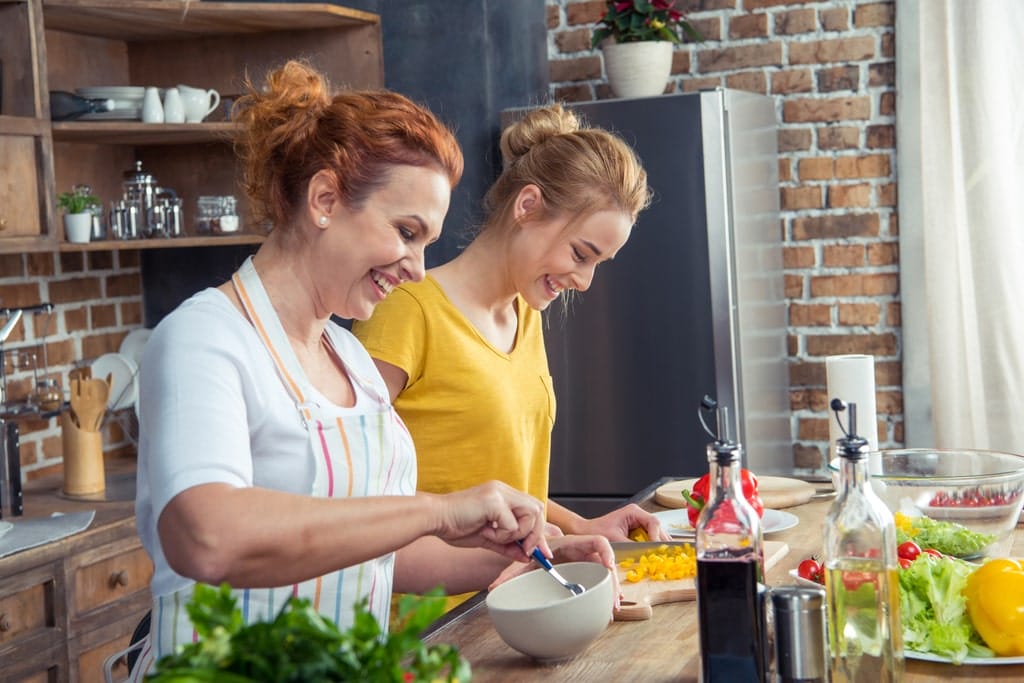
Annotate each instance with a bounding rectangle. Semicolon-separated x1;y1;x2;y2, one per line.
130;256;415;679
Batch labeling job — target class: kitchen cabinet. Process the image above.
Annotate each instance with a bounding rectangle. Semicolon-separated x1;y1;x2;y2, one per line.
0;468;152;682
1;0;384;254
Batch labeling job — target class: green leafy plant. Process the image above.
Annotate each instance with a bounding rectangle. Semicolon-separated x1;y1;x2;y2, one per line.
147;583;470;682
57;187;100;215
591;0;702;48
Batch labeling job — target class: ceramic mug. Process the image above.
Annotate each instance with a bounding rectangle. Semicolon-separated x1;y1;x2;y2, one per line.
177;84;221;123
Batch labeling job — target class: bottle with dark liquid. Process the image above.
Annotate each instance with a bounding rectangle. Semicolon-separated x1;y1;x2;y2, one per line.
49;91;114;121
695;397;767;683
823;399;903;683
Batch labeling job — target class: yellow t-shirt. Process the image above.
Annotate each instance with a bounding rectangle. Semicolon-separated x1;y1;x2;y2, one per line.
352;275;555;504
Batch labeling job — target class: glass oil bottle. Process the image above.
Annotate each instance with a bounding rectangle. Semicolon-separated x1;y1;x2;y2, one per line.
695;396;768;683
823;399;903;682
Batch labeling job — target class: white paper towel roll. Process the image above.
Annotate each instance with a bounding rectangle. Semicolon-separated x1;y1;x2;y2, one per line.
826;354;878;454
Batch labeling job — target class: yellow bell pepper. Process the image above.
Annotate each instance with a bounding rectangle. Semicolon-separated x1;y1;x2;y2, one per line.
964;558;1024;656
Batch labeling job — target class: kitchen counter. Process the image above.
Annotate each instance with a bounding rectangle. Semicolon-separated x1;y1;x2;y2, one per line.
0;456;151;681
422;478;1024;682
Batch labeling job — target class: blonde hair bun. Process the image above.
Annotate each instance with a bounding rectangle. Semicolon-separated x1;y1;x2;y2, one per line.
500;104;581;169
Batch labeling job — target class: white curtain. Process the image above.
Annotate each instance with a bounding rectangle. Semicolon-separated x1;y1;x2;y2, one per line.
898;0;1024;452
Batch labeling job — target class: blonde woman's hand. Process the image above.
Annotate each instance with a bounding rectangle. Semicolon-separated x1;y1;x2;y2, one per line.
431;481;551;562
574;503;671;543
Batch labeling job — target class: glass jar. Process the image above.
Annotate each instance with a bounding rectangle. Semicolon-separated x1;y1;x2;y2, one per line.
32;378;63;412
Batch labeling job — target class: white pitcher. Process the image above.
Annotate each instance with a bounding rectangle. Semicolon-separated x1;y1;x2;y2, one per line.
176;84;221;123
162;87;185;124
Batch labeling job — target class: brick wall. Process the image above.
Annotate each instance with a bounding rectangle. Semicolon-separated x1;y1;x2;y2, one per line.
0;251;142;481
547;0;900;470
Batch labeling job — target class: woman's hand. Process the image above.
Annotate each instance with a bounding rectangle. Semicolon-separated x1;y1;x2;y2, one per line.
573;503;671;542
488;534;620;608
431;480;551;562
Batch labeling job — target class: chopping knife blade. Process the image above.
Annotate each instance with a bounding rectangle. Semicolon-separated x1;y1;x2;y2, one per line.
611;540;696;562
5;421;21;516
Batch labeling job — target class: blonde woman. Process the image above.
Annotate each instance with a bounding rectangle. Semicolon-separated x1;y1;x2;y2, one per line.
353;104;666;546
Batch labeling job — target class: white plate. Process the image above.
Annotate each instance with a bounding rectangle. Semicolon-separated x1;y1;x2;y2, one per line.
78;108;142;121
91;352;138;411
921;503;1020;521
654;507;799;537
905;650;1024;666
0;520;12;540
76;86;146;99
787;568;824;589
118;328;152;368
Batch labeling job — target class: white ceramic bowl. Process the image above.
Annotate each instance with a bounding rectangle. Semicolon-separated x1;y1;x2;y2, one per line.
829;448;1024;556
486;561;613;661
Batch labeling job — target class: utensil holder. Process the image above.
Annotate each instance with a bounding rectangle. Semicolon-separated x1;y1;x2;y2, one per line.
60;411;105;496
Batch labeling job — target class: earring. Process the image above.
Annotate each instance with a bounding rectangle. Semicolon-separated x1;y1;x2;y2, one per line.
318;215;328;226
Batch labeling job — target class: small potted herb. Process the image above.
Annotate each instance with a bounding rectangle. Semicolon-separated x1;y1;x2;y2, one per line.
57;185;100;243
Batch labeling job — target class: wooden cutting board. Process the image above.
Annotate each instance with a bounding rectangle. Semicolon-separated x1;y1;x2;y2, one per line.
654;476;816;510
613;540;790;621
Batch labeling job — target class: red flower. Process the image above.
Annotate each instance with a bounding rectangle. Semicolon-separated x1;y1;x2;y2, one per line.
652;0;676;9
614;1;632;11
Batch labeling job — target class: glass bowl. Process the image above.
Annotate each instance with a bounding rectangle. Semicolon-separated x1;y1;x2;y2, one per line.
828;448;1024;557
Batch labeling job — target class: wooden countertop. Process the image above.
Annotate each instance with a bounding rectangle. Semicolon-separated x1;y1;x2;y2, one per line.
423;479;1024;682
1;458;138;574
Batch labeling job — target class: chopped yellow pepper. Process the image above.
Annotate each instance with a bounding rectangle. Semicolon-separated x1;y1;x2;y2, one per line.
964;558;1024;656
628;527;650;542
618;544;696;583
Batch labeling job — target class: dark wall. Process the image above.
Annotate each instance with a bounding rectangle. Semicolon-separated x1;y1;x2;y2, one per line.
142;0;549;324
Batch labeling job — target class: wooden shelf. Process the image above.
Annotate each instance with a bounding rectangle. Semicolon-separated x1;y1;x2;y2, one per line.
42;1;379;41
52;121;237;145
0;115;50;136
59;233;265;251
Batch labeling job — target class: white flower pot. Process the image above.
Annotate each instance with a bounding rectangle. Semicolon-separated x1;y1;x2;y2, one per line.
602;41;674;99
64;212;92;243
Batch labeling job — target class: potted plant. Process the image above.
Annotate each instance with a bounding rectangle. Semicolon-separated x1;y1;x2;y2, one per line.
591;0;702;99
57;185;99;243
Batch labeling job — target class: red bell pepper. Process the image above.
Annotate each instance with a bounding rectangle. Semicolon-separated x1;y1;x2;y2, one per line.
681;469;765;527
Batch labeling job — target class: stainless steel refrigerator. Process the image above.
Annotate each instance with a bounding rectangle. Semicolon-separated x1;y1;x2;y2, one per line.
507;89;792;517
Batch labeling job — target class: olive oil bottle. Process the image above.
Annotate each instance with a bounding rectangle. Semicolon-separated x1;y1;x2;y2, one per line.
823;399;903;683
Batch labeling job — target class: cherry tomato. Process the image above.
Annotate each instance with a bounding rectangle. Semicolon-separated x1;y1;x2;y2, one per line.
898;557;913;569
797;558;823;584
922;548;944;559
897;540;922;562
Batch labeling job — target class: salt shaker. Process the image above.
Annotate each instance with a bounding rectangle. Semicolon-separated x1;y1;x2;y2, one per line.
771;586;829;683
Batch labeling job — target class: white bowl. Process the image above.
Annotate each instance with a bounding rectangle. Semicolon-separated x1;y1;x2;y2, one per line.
486;561;613;661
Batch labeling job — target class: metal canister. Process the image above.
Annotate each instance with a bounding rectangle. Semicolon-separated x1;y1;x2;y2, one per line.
771;585;829;683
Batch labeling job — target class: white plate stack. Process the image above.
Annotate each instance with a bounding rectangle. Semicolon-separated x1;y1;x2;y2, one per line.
75;86;147;120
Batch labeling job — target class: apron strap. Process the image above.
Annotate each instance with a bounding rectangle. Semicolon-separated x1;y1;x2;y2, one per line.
231;256;327;492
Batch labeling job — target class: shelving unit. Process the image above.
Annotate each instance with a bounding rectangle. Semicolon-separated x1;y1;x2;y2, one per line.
1;0;384;253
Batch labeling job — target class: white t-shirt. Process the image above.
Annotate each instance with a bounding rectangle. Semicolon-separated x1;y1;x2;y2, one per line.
134;287;392;597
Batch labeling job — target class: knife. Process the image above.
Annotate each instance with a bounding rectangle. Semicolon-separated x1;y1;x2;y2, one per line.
5;422;22;517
